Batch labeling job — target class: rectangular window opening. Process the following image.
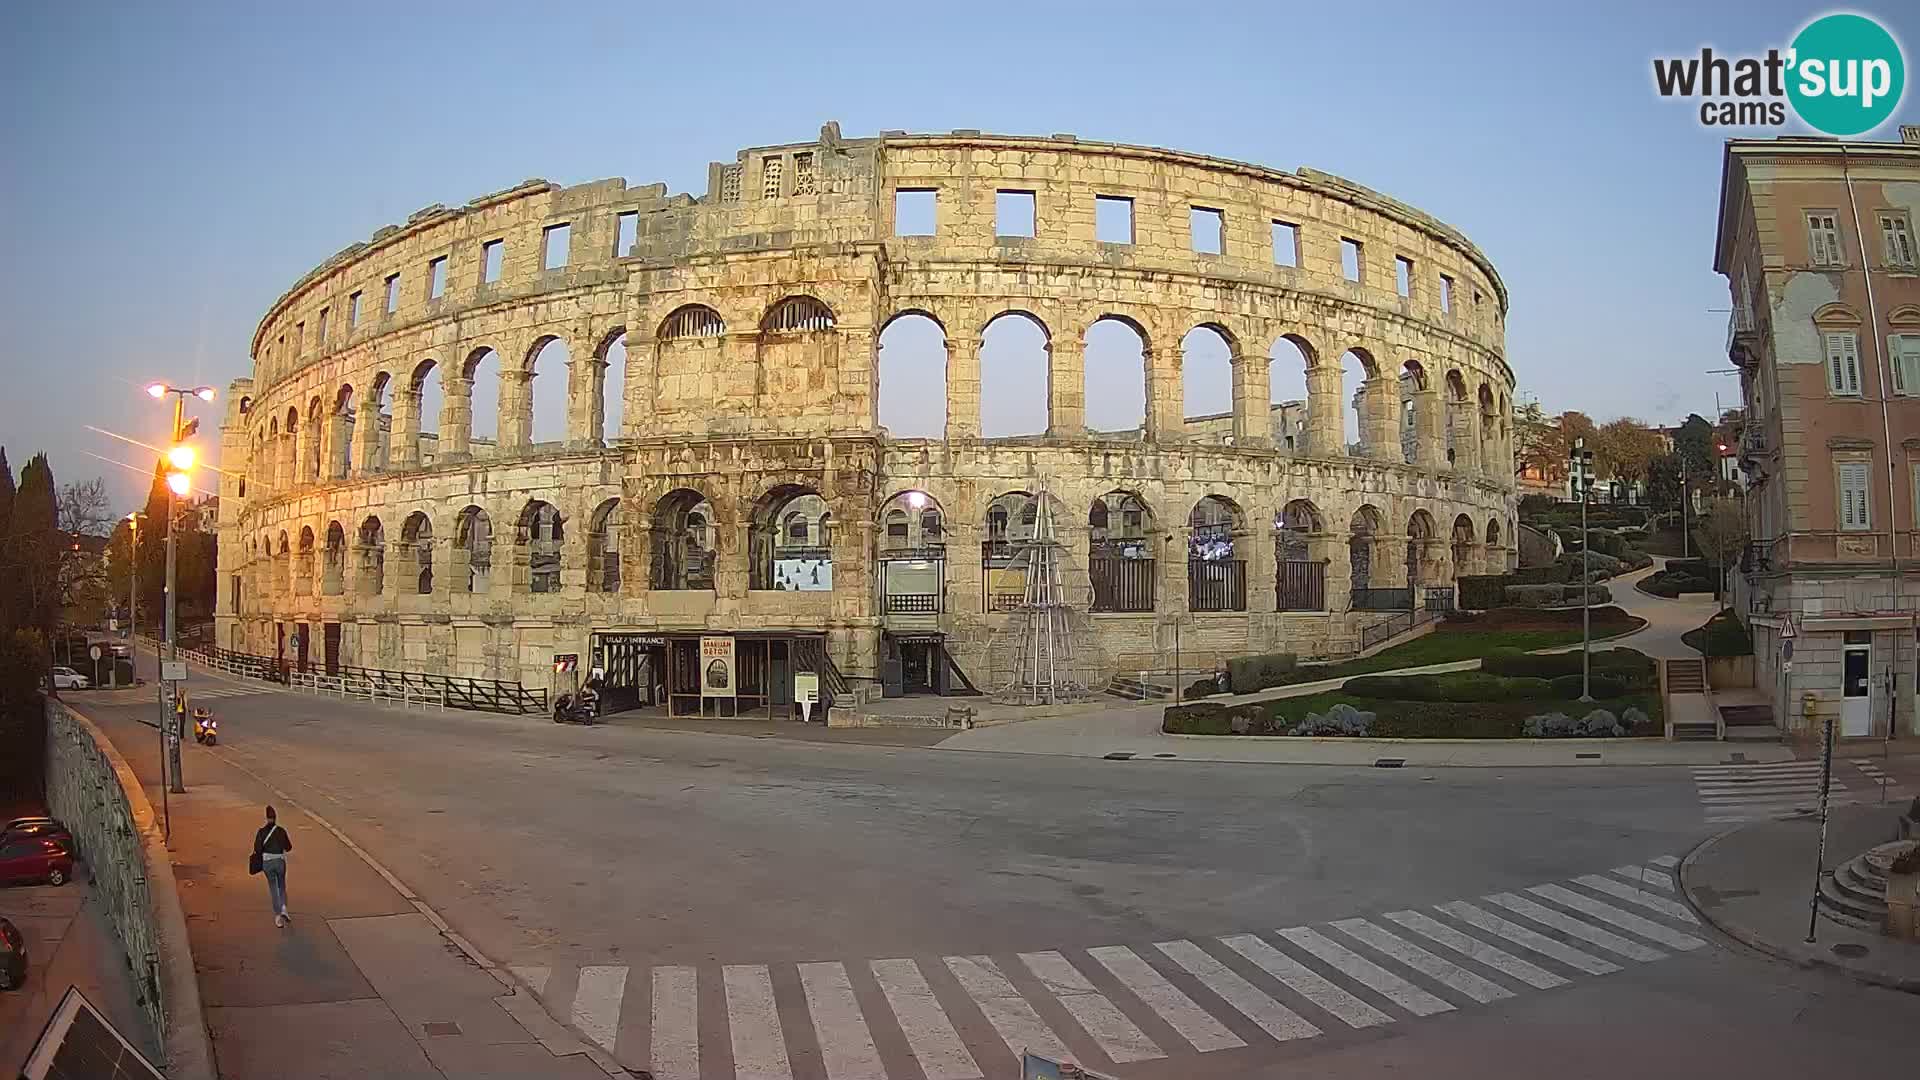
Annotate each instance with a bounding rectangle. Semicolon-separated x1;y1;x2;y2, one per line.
295;321;305;351
615;211;638;256
762;157;784;200
428;256;448;299
1394;255;1414;298
1893;334;1920;396
316;307;329;345
1190;207;1224;254
1440;274;1455;313
1808;211;1844;267
1271;220;1298;266
348;291;362;327
895;189;936;236
792;153;816;196
997;190;1037;238
1826;331;1862;396
1838;459;1871;531
1881;212;1916;268
383;273;401;313
1096;196;1134;244
542;223;571;270
1340;238;1364;282
482;239;503;283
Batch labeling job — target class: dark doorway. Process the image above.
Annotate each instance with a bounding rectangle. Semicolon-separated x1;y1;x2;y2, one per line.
296;623;311;673
323;622;341;675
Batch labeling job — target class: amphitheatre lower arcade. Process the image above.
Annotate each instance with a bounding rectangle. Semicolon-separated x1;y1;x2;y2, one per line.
215;123;1516;714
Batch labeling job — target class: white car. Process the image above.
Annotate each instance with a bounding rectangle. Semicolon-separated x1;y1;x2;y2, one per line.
49;667;90;690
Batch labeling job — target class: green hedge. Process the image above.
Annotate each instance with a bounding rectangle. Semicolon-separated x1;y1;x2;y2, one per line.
1163;701;1269;734
1457;575;1508;610
1548;673;1629;698
1344;672;1555;702
1226;652;1297;694
1483;647;1656;684
1509;565;1572;585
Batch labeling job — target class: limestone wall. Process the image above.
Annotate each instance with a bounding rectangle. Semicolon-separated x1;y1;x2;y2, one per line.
218;125;1517;691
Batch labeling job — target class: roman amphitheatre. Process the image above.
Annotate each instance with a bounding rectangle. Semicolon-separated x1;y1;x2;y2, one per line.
214;122;1515;715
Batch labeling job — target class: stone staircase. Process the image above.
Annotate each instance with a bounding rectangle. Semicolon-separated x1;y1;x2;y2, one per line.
1106;674;1173;701
1818;841;1919;930
1720;703;1782;743
1664;658;1718;741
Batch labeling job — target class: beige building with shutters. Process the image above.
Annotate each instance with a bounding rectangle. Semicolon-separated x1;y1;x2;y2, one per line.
1718;127;1920;740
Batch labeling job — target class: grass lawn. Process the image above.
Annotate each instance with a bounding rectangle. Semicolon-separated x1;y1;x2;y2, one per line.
1166;689;1664;738
1272;607;1645;685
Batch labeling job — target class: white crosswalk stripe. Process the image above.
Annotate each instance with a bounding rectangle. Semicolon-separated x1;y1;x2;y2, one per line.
1381;910;1569;990
572;965;626;1053
1086;945;1245;1052
189;685;278;699
1018;951;1163;1063
1649;854;1679;868
1573;874;1698;923
1434;901;1621;975
724;964;794;1080
946;955;1072;1064
1274;927;1453;1016
1611;865;1674;891
1484;892;1667;962
1329;918;1514;1004
1528;885;1707;951
1220;933;1393;1029
800;962;886;1079
512;853;1712;1077
1154;939;1321;1042
1689;761;1868;824
870;959;981;1080
651;966;700;1080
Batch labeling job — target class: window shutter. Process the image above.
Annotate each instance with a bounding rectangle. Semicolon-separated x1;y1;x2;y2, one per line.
1844;335;1862;395
1839;461;1870;530
1894;335;1907;395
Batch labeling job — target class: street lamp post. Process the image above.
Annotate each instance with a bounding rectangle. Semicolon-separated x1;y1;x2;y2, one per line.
147;382;213;799
1571;439;1596;701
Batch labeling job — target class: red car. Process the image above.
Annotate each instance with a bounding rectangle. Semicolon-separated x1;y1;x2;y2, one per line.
0;834;72;887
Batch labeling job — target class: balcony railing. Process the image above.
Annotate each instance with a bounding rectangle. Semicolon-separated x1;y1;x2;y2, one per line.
1277;560;1327;612
884;592;940;614
1188;559;1247;612
1091;556;1156;613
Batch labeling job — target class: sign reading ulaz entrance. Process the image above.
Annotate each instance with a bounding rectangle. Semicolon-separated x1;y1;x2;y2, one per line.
701;636;735;698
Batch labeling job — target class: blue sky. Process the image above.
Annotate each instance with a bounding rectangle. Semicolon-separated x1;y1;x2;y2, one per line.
2;1;1912;507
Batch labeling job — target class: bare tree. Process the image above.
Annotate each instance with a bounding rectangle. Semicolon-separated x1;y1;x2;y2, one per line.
56;478;113;622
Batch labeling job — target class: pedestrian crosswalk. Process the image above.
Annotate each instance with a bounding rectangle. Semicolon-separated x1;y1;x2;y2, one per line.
508;856;1708;1078
1692;760;1913;824
185;685;279;701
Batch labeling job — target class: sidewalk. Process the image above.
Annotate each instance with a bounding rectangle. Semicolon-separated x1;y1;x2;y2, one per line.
1681;804;1920;993
77;702;612;1080
0;874;157;1072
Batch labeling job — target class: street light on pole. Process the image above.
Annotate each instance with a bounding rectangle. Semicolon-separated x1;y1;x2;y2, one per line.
147;381;214;802
1571;438;1596;702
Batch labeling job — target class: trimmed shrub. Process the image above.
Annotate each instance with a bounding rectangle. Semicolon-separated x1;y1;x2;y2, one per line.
1457;574;1508;611
1344;675;1410;699
1548;673;1629;699
1509;564;1571;585
1226;652;1297;694
1506;584;1566;608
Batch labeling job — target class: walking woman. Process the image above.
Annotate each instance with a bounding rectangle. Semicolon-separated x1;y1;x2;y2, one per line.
253;805;294;927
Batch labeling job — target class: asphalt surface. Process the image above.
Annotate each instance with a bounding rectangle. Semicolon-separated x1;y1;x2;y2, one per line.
65;651;1920;1079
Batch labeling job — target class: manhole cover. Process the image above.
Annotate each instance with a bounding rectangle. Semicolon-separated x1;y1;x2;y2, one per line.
1374;758;1406;769
423;1022;462;1036
1103;751;1136;761
1831;943;1870;959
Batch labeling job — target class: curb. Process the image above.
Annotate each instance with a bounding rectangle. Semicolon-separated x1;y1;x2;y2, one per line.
58;702;219;1080
208;751;631;1077
1678;822;1920;995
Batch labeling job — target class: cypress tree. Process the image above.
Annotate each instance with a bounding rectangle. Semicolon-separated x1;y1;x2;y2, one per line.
0;448;14;632
9;453;59;636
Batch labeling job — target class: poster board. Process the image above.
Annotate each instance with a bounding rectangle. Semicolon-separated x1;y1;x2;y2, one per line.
701;636;735;698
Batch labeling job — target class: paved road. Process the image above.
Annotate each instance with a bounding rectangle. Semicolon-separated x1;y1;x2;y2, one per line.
68;651;1920;1079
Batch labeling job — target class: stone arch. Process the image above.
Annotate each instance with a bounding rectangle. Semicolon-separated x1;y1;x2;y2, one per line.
1477;382;1499;470
982;489;1045;611
305;396;324;481
1406;508;1437;589
516;499;565;593
455;505;494;594
587;497;623;593
274;529;290;595
356;514;385;596
1188;495;1248;612
463;345;502;449
1451;513;1478;582
1182;324;1236;441
649;488;716;592
1088;489;1156;612
1349;504;1383;597
296;525;315;594
1487;516;1502;548
879;489;945;551
407;359;444;464
1276;498;1328;611
525;336;570;446
659;304;725;340
877;312;947;439
597;326;628;442
402;511;434;594
329;384;355;479
1085;314;1149;438
1444;369;1471;470
359;371;392;474
751;484;832;591
980;310;1050;438
1269;333;1315;453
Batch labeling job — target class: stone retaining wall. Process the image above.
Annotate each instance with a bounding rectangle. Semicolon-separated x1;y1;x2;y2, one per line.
43;698;215;1079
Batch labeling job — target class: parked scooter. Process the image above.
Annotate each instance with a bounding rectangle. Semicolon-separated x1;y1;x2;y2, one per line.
191;707;218;746
553;681;600;726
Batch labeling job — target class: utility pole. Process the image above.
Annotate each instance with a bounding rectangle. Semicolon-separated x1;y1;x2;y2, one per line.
146;381;212;798
1571;438;1595;701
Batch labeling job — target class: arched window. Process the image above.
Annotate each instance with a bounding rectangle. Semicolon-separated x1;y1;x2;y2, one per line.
878;491;946;616
519;501;564;593
661;305;725;340
752;487;831;590
357;516;385;596
1348;505;1387;607
761;296;835;333
1451;513;1478;585
587;499;622;593
1407;509;1437;591
402;512;433;595
297;526;315;595
1276;499;1327;611
456;506;493;594
1089;491;1155;612
322;522;346;595
1187;496;1246;612
649;490;715;591
982;491;1036;611
877;313;946;438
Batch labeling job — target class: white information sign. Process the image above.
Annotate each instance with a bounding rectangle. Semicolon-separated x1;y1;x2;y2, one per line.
161;661;187;683
794;671;820;722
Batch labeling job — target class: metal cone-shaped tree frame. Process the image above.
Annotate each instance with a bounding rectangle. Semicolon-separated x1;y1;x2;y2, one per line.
991;489;1098;705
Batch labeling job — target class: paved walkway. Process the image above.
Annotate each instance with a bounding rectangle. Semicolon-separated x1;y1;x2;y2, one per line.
78;665;612;1080
0;872;157;1071
1602;560;1719;660
1681;805;1920;992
